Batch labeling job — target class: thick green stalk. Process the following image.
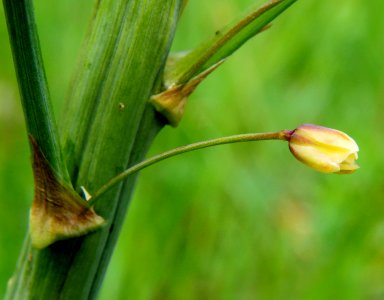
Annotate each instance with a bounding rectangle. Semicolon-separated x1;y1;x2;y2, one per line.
7;0;182;298
62;4;181;297
2;0;69;182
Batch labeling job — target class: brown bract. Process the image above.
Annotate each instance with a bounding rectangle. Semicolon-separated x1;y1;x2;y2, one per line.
29;137;104;249
151;60;224;127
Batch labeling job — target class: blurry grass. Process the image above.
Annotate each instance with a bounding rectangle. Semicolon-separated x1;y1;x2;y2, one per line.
1;0;384;299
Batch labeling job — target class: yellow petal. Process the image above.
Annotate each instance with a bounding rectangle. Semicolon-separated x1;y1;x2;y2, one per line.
288;124;359;174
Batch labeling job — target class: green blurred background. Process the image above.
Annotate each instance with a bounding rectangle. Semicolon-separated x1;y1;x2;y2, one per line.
1;0;383;298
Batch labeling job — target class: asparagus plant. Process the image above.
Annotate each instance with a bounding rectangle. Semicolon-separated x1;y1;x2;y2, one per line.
1;0;333;298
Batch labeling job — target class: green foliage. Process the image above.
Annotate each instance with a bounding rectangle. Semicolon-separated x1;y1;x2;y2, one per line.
0;0;383;298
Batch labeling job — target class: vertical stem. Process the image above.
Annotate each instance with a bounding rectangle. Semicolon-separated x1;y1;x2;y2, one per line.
2;0;69;182
6;0;182;298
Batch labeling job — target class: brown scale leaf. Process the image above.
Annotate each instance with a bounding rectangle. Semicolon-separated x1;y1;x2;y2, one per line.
29;137;104;249
151;59;224;127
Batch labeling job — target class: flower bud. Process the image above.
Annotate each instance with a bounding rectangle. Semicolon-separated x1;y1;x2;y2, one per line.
287;124;359;174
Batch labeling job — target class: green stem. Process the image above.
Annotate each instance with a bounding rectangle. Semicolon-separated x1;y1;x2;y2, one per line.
2;0;69;182
91;130;291;201
5;1;183;298
166;0;297;86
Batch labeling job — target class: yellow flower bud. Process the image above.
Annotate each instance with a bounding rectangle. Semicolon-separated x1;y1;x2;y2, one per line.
287;124;359;174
